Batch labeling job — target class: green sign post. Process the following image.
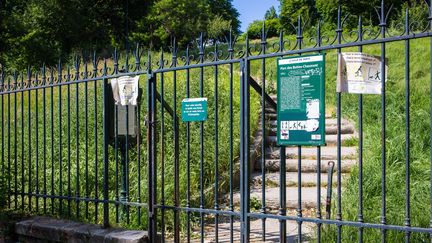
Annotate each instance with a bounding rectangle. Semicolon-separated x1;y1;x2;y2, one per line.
181;98;208;122
277;54;326;146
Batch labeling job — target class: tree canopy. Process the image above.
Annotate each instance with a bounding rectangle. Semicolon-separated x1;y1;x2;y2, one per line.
0;0;240;68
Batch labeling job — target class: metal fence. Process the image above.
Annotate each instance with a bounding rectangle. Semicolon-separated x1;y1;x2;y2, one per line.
2;0;432;242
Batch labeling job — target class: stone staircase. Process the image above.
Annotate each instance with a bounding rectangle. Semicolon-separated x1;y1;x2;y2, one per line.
249;96;358;212
195;96;359;242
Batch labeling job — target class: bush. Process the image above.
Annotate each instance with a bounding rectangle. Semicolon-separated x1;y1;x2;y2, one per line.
246;19;281;40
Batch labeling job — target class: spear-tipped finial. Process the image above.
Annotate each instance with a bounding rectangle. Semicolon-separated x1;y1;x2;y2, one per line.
147;49;151;71
160;48;165;68
405;7;409;34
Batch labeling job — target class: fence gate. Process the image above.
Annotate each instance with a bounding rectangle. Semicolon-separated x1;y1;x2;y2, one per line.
3;0;432;242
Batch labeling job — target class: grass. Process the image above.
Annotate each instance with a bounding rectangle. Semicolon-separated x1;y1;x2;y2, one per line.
0;53;261;234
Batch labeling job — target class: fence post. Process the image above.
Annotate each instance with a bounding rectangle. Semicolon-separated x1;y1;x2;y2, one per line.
240;56;251;242
102;77;110;228
147;71;157;242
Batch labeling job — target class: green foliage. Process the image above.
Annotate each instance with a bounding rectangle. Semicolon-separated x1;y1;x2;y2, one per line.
265;6;278;20
207;0;240;34
0;0;240;68
278;0;317;33
0;173;6;208
246;19;281;40
391;1;430;32
207;15;232;40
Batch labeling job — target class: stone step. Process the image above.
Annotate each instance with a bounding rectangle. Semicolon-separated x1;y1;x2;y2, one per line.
257;124;355;136
262;112;334;120
264;133;357;146
251;172;343;187
198;217;313;242
261;118;352;128
255;159;356;173
325;124;355;135
265;146;358;160
232;187;330;210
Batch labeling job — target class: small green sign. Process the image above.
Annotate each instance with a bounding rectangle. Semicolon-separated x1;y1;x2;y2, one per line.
181;98;208;122
277;54;326;146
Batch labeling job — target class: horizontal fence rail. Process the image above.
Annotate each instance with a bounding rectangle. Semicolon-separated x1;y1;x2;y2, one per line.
1;0;432;242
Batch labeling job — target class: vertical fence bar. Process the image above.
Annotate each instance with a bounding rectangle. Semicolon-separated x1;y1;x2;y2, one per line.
13;75;17;210
67;67;72;217
228;29;235;243
151;69;158;243
404;8;411;243
198;34;205;243
430;0;432;240
185;46;191;243
159;49;166;243
42;65;47;214
172;40;180;243
7;75;11;209
84;62;89;219
50;68;55;214
245;48;251;243
21;72;25;212
336;3;343;242
316;146;322;242
58;62;63;215
240;35;251;242
103;61;110;227
357;16;364;243
296;15;303;243
213;42;220;243
260;21;267;242
136;46;142;226
75;58;81;219
27;69;32;211
147;52;157;242
297;145;302;242
278;30;287;243
316;20;323;243
240;58;246;243
0;72;4;205
0;70;4;207
125;52;131;225
125;100;130;223
35;71;39;213
93;54;99;222
115;103;119;223
379;1;387;241
279;146;286;243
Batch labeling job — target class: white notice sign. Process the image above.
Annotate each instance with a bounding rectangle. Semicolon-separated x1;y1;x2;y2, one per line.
337;52;388;94
111;76;140;106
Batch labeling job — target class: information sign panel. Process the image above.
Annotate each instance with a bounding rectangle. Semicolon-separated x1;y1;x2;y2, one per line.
277;54;326;146
181;98;208;122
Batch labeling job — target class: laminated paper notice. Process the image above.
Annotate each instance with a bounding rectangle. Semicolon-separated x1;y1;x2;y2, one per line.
337;52;388;94
111;76;140;106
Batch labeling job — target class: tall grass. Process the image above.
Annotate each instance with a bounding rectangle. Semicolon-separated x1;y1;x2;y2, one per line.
243;35;432;241
319;38;432;242
0;54;260;232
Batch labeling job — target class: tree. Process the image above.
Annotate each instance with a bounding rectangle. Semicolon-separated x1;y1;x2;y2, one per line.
207;0;240;34
207;15;232;40
246;19;281;39
265;6;278;20
278;0;317;33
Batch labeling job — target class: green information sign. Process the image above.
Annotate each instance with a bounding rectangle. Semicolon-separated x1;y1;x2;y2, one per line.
181;98;208;122
277;54;326;146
